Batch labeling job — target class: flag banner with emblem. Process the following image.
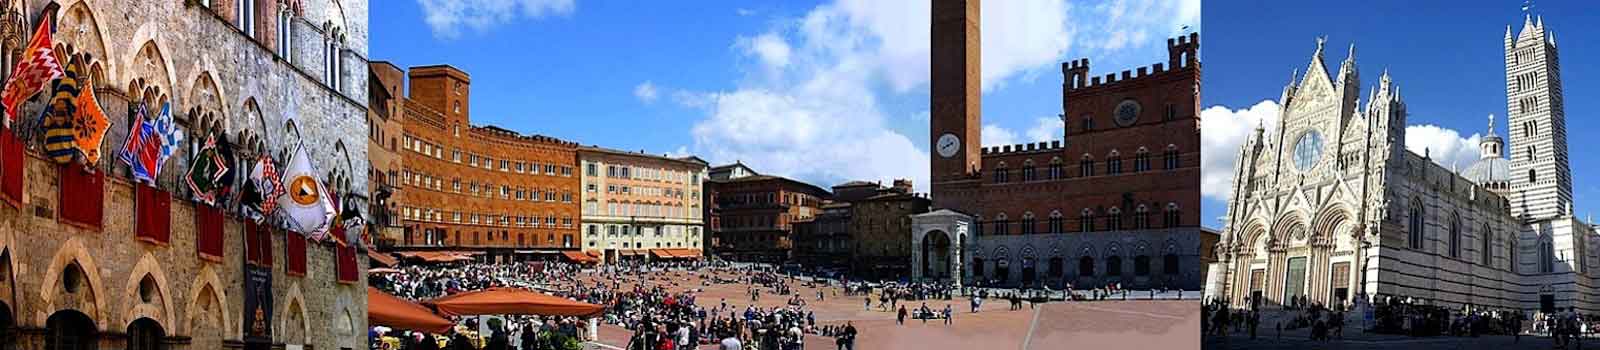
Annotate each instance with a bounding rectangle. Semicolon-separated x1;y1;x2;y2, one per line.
339;194;366;249
120;103;161;184
72;74;109;165
277;144;333;235
240;154;284;223
185;133;229;205
153;103;183;174
0;15;62;126
314;183;338;241
215;133;238;208
40;55;83;164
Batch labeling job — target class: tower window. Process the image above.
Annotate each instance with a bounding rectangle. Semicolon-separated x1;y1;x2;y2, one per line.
1529;169;1537;183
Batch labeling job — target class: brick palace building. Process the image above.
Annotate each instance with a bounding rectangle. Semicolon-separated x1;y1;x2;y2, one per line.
0;0;372;349
377;64;582;263
705;164;829;263
913;0;1202;290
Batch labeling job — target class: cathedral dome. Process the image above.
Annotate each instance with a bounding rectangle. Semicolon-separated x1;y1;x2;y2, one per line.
1465;113;1510;185
1462;157;1510;184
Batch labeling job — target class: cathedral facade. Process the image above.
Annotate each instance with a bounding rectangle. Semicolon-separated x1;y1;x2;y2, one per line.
1207;16;1600;314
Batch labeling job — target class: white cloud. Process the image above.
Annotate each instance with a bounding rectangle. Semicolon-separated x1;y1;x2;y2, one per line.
681;0;1184;193
1200;101;1280;202
416;0;576;39
737;32;793;69
1088;0;1199;53
1405;125;1482;171
985;117;1060;147
633;81;659;103
1024;116;1061;142
982;124;1019;147
736;8;757;16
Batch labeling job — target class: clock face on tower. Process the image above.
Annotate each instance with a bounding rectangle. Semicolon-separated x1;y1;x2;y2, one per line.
1114;99;1141;127
1293;130;1324;171
937;133;961;158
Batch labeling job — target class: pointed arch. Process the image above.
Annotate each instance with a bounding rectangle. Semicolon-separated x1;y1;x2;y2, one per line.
39;237;108;328
183;265;233;339
125;23;178;108
57;0;115;87
278;282;311;345
121;253;175;333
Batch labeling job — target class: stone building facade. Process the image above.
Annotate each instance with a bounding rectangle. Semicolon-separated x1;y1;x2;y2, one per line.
1;0;371;349
577;146;707;263
367;61;404;248
847;182;930;279
1208;16;1600;314
388;64;582;260
706;173;829;263
917;0;1202;290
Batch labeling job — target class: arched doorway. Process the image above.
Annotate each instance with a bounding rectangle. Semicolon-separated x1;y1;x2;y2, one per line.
0;301;12;347
1048;257;1064;279
127;317;165;350
46;309;97;350
1106;256;1123;279
1079;256;1094;277
922;230;952;279
1021;257;1037;286
994;259;1011;285
972;258;985;279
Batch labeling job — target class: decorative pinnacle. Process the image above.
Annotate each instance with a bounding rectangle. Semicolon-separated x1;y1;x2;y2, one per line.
1347;42;1356;62
1314;36;1327;57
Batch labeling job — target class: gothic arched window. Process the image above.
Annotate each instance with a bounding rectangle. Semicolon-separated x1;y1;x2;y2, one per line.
1408;200;1425;250
1448;214;1462;258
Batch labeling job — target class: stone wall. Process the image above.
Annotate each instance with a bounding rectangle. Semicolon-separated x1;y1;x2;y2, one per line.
3;153;367;349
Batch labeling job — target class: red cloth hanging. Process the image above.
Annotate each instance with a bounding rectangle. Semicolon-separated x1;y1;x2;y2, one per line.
337;243;358;283
134;184;170;245
245;220;275;266
0;130;22;207
286;232;306;276
58;165;104;230
195;204;224;262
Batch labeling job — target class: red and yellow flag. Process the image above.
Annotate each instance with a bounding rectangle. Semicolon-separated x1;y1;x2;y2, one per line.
0;16;63;125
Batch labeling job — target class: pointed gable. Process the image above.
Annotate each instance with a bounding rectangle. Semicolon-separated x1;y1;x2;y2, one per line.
1296;38;1338;104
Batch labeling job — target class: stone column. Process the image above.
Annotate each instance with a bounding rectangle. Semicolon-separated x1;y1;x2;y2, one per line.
1266;248;1287;307
911;229;925;281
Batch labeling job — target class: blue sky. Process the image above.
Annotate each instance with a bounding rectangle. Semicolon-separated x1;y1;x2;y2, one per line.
374;0;1198;192
1200;1;1600;229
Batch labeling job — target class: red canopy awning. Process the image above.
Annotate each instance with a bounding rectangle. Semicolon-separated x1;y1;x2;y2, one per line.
368;250;399;267
397;251;476;263
367;287;454;333
561;251;598;263
650;248;702;259
424;287;605;317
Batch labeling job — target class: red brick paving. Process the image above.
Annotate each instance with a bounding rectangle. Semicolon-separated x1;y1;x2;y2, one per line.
569;269;1198;349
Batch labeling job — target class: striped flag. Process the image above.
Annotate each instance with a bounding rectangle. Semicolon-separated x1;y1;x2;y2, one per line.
119;103;161;184
41;55;83;164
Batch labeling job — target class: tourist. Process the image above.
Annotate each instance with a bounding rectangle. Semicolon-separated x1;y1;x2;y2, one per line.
897;305;908;325
943;304;953;325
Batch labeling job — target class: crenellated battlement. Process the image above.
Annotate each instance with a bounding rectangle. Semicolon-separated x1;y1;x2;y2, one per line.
982;140;1065;156
1065;33;1198;91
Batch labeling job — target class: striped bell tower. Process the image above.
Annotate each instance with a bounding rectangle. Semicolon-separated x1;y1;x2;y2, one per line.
1505;14;1570;220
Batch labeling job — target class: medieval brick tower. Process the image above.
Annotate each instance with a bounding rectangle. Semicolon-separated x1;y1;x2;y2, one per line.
929;0;982;209
1505;15;1570;220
